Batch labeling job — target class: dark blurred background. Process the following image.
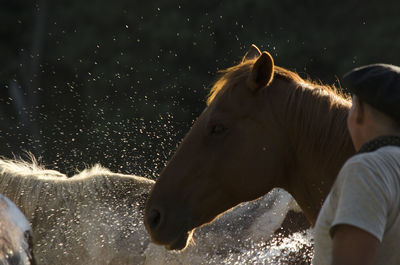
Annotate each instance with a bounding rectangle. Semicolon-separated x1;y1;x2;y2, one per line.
1;0;399;178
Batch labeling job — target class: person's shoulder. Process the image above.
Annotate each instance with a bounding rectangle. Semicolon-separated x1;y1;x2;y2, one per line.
335;155;369;184
375;145;400;156
339;146;400;188
338;150;385;179
341;152;373;169
346;146;400;166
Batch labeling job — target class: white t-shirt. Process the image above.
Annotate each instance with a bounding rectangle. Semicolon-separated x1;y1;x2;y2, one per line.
313;146;400;265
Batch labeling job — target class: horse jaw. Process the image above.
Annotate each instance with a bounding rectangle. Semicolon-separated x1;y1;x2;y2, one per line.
165;230;194;251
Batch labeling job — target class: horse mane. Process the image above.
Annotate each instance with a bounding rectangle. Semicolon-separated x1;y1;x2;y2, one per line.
0;156;68;179
0;156;115;180
206;59;350;105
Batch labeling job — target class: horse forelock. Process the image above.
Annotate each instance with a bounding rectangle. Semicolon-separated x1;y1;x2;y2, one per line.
206;60;254;105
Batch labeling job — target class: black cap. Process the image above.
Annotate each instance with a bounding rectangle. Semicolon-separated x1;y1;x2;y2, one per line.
343;63;400;121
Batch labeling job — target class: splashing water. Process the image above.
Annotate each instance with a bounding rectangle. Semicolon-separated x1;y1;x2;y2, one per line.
206;230;313;265
143;189;314;265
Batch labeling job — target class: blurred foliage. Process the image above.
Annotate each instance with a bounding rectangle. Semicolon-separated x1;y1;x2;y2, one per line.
0;0;399;177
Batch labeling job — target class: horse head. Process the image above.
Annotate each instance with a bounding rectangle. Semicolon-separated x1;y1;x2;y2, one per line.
144;45;295;250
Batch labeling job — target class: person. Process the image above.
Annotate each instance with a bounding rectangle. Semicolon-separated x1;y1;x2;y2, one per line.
312;63;400;265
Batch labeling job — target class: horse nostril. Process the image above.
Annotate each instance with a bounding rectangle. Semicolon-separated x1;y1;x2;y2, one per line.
147;209;162;230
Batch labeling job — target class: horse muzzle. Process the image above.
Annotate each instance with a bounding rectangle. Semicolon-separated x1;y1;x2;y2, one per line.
144;205;193;250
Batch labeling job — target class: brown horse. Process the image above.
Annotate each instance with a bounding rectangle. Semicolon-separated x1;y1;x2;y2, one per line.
144;45;355;250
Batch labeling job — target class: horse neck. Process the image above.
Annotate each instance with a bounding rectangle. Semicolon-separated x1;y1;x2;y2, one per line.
0;172;43;219
272;80;355;224
0;173;111;223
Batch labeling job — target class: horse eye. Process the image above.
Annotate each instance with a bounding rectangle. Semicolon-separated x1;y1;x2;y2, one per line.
210;124;227;135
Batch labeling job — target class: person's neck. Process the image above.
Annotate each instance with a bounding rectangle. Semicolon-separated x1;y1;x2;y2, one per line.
357;123;400;151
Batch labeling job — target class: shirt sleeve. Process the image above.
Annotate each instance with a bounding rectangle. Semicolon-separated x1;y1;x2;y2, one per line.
329;158;390;242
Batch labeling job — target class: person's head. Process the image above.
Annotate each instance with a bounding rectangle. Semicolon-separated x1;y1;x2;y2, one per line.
343;64;400;151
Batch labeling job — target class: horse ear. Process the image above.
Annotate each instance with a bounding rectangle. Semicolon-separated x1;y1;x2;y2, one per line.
247;51;274;92
241;44;262;62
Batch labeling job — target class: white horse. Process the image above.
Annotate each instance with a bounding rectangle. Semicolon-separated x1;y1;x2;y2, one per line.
0;158;154;265
0;193;34;265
